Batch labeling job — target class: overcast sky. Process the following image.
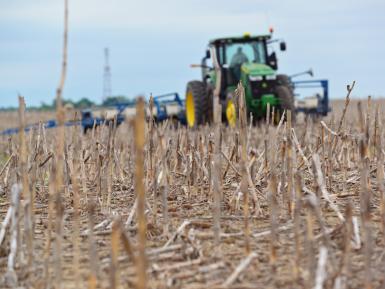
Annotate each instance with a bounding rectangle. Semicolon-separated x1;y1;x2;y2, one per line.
0;0;384;107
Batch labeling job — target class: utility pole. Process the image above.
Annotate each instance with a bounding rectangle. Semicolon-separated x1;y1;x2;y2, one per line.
103;47;112;102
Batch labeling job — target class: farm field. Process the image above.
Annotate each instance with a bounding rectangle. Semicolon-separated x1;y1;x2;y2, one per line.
0;97;385;289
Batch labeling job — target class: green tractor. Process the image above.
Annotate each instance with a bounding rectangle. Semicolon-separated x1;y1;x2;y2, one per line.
185;33;294;127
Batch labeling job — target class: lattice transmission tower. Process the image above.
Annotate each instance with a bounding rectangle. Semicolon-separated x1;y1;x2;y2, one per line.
103;47;112;102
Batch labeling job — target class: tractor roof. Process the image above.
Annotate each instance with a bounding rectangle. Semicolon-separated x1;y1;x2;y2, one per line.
209;34;272;45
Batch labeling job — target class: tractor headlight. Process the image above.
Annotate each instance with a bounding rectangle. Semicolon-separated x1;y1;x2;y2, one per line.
265;75;276;80
249;75;263;81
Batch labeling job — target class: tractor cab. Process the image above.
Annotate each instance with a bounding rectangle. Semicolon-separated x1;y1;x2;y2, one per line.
186;33;294;128
205;35;276;86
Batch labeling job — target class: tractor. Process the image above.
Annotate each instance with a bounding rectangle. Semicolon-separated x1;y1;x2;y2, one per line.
185;32;294;127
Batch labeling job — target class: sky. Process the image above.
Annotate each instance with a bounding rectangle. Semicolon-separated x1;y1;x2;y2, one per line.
0;0;384;107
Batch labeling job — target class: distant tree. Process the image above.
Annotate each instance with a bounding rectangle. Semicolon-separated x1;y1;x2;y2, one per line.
0;106;17;112
102;96;134;106
39;102;53;111
51;98;75;108
74;97;95;109
35;98;95;111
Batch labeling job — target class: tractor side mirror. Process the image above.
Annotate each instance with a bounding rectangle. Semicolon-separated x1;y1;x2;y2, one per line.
280;41;286;51
268;52;278;70
205;50;211;58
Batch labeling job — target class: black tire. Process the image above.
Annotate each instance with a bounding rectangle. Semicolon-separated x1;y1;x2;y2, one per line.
277;74;293;92
186;81;210;127
276;85;296;121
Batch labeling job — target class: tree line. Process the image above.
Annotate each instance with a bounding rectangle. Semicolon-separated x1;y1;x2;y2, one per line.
0;96;135;111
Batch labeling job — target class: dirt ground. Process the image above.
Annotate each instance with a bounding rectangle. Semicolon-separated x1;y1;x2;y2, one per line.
0;99;385;289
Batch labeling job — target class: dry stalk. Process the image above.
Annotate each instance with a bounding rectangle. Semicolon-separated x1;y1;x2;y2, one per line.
126;198;138;226
352;216;362;250
358;101;372;289
240;165;250;254
221;149;240;177
312;154;344;222
294;173;303;281
211;46;222;125
53;156;65;289
163;220;191;248
292;128;312;176
135;98;147;289
0;205;12;246
158;133;170;235
110;219;120;289
44;167;56;288
280;124;287;214
212;148;222;250
265;103;270;171
366;95;371;160
222;252;257;287
268;172;278;276
5;184;21;287
375;107;385;244
337;202;353;285
326;117;333;190
286;110;293;217
87;202;98;289
314;246;328;289
52;0;68;287
119;223;135;261
68;153;81;287
332;81;355;150
237;82;251;253
210;77;224;252
342;139;348;195
320;124;326;179
305;203;316;289
0;154;14;178
18;97;34;270
148;96;156;225
106;123;114;211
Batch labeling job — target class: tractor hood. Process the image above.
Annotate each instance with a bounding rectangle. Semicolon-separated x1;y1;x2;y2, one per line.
241;63;275;77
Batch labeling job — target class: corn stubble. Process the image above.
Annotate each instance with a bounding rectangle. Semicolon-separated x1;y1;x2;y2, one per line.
1;84;385;288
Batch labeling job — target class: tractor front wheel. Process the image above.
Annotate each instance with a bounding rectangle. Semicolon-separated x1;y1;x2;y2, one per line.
277;74;293;91
186;81;210;128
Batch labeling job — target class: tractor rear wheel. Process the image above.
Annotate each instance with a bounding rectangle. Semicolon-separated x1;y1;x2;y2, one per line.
186;81;210;128
276;85;296;121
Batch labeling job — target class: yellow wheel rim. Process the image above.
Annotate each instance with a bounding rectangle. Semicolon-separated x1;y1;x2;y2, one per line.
186;91;195;127
226;99;237;127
